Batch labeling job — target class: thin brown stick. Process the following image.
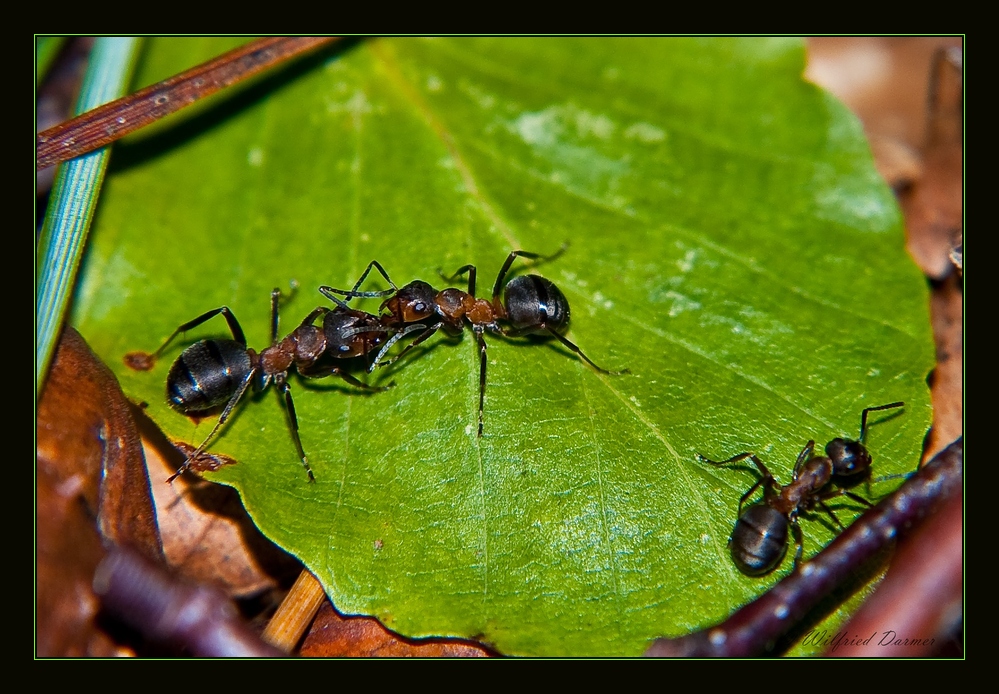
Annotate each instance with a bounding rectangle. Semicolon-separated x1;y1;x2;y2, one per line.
37;36;340;171
262;568;328;653
93;546;283;657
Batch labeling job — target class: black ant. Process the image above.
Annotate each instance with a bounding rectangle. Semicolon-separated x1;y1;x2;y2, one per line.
319;249;629;437
130;267;410;483
698;402;905;576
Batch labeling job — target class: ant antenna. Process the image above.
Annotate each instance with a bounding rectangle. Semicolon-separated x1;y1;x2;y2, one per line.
319;260;399;301
859;402;904;443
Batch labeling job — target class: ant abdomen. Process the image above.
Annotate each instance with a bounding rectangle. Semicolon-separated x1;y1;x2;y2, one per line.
504;275;570;334
730;505;789;577
167;339;253;413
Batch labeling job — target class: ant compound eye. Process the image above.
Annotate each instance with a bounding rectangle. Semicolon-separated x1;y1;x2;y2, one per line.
339;344;351;353
415;302;426;312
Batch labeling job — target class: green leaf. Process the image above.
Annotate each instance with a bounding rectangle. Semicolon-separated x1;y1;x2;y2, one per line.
35;37;66;88
71;37;934;656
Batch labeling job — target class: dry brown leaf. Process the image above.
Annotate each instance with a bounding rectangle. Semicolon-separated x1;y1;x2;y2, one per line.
924;274;963;462
36;327;162;655
807;37;963;280
300;602;492;657
138;411;302;598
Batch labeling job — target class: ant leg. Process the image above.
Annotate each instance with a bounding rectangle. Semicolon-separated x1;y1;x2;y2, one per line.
541;326;630;375
297;306;330;329
792;440;816;478
474;328;488;437
167;367;257;483
277;379;315;483
269;288;282;345
699;450;755;466
868;471;912;491
299;359;394;391
698;452;774;516
337;323;402;370
816;498;846;531
790;518;805;570
332;368;394;392
699;451;774;478
154;306;247;358
735;476;769;517
859;401;905;442
841;490;873;508
491;246;568;303
441;264;477;296
816;487;870;532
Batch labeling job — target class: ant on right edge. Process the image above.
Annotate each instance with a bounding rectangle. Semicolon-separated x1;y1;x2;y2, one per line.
319;247;630;437
698;402;905;576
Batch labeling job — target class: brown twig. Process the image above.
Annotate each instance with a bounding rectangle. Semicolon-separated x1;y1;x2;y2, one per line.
93;545;283;657
823;492;962;656
262;568;328;653
37;36;340;171
645;438;962;657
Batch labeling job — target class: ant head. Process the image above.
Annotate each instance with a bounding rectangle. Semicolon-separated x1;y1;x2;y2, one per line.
504;275;570;334
825;437;872;477
384;280;438;323
323;310;386;357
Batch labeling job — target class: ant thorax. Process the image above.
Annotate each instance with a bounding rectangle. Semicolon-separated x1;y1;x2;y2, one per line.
435;288;496;328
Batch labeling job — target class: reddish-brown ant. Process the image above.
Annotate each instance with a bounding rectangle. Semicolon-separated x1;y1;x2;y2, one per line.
133;266;411;483
319;249;629;437
698;402;904;576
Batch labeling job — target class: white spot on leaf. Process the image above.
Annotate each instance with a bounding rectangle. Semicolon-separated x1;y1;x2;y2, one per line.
624;122;666;143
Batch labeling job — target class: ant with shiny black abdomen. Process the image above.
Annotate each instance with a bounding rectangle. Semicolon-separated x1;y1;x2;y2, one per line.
698;401;905;576
319;248;630;437
127;263;420;483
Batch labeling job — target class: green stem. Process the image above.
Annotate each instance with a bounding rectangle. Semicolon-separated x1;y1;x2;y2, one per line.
36;37;141;395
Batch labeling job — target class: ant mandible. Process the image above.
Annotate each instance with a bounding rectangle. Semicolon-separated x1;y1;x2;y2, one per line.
698;402;904;576
130;268;406;483
319;248;630;437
